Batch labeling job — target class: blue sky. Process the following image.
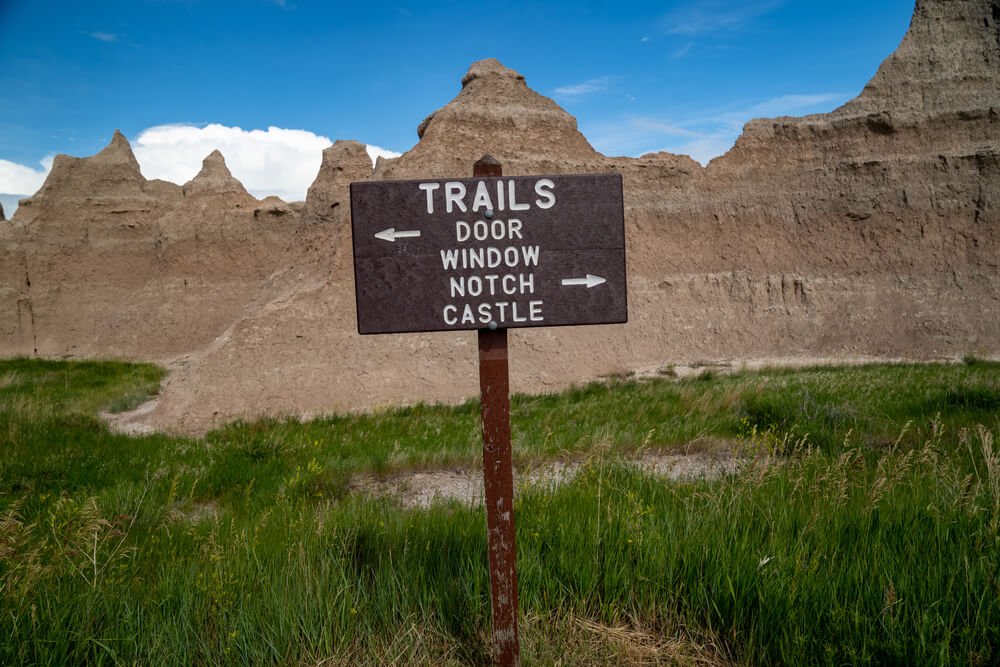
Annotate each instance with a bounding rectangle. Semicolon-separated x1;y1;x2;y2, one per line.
0;0;914;213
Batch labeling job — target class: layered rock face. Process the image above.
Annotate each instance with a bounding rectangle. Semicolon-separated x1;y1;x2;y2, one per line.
1;0;997;433
840;0;1000;117
674;0;999;361
0;134;299;359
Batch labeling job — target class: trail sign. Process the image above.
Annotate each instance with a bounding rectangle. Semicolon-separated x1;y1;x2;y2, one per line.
350;157;627;667
350;172;626;334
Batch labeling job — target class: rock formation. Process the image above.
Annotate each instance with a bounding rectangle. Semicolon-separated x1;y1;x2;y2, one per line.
379;58;605;180
305;140;373;226
1;0;997;434
181;150;251;198
839;0;1000;117
0;131;299;359
23;130;153;204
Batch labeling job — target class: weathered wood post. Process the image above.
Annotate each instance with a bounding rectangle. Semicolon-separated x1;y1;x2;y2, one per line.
473;154;520;666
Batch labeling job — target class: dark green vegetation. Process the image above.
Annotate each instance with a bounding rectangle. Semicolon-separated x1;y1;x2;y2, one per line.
1;357;999;665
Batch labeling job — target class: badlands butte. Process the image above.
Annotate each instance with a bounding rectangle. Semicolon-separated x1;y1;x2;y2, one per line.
2;0;999;434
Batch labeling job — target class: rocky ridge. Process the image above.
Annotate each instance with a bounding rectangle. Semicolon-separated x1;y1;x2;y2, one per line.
0;130;298;359
1;0;997;434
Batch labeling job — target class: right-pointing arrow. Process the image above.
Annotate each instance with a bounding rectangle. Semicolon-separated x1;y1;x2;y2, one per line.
561;274;607;288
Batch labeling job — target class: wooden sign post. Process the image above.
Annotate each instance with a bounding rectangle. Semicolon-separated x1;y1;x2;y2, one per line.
350;156;627;666
473;155;519;666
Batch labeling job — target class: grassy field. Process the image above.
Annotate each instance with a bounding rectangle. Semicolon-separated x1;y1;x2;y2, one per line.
1;357;999;665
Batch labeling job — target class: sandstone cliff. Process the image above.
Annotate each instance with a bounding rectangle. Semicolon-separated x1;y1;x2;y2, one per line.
839;0;1000;117
0;133;299;359
1;0;997;434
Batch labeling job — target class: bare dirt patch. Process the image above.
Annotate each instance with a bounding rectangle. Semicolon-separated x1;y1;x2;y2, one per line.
101;397;160;436
349;450;741;509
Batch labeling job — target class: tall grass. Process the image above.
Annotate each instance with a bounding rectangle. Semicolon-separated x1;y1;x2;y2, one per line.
517;425;1000;664
1;358;998;664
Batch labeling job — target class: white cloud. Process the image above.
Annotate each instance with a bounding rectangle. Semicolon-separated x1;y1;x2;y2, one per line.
554;76;611;98
366;144;401;166
134;124;329;201
133;123;401;201
588;91;850;164
88;32;120;42
662;0;785;35
0;156;53;196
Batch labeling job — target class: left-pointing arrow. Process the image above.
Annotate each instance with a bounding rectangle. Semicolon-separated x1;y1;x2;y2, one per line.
374;228;421;242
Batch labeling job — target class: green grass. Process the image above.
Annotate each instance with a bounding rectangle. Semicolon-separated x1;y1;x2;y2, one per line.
194;361;1000;478
1;357;999;665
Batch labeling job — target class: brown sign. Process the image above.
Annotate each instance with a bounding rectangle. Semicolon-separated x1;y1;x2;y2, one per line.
350;173;627;334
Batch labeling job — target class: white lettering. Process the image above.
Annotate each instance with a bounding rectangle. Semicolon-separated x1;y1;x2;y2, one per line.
441;249;459;270
438;246;540;270
472;181;493;212
420;178;556;217
441;298;546;325
467;276;482;296
457;219;524;243
461;304;476;324
508;218;523;239
520;273;535;293
529;300;544;321
419;182;440;214
450;273;536;298
486;247;501;268
511;301;527;323
534;179;555;209
508;180;529;211
521;245;540;266
433;178;555;329
445;182;467;213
